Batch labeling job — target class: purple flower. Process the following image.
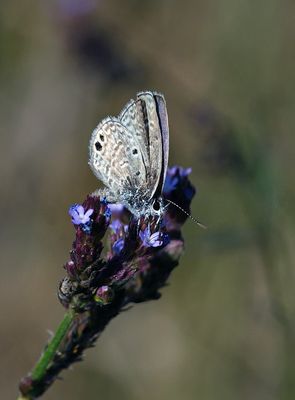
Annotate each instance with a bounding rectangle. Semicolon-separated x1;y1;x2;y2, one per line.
180;167;192;177
109;219;122;233
108;203;124;213
81;221;92;234
109;219;128;235
112;238;124;254
20;165;196;398
170;166;192;177
139;226;163;248
163;175;179;194
94;285;113;305
104;206;112;219
69;204;94;225
163;166;192;195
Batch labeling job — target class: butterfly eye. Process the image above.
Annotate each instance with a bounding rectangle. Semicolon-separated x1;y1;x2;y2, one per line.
152;199;161;212
132;148;138;155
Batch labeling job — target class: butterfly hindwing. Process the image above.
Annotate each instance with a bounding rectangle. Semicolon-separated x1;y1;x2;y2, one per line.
89;117;147;194
119;98;150;173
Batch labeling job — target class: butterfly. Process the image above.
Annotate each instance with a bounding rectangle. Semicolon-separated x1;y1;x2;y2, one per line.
89;91;169;220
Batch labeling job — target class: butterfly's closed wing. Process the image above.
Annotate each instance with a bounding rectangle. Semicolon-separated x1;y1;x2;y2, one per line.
136;91;169;199
89;117;148;195
119;98;150;172
118;92;169;200
153;93;169;196
89;90;169;218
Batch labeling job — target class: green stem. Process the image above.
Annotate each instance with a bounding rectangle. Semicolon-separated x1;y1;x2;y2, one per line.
32;311;74;380
18;311;74;399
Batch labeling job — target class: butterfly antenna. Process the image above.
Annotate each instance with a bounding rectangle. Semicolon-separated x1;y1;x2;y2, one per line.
166;199;207;229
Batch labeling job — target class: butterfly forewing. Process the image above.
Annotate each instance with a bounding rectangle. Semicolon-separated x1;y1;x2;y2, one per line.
136;91;169;199
153;93;169;196
136;92;163;199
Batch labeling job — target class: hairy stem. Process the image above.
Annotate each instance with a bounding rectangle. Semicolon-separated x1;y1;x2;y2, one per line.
32;311;74;380
18;310;74;399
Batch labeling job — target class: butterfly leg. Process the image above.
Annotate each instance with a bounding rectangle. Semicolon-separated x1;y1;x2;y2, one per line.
156;215;161;228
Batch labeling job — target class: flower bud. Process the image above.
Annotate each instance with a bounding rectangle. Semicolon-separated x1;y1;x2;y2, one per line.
94;285;113;305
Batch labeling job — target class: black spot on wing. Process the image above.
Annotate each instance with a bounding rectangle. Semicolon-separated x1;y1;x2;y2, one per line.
95;142;102;151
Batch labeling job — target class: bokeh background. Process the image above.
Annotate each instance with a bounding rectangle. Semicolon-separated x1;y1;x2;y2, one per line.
1;1;295;399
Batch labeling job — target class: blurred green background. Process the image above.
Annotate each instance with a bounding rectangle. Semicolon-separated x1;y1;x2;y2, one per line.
1;1;295;399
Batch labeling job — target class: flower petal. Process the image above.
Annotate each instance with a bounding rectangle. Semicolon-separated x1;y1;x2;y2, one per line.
84;208;94;218
183;167;192;176
108;203;124;213
149;232;163;247
139;230;146;243
109;219;122;233
112;238;124;254
76;205;85;216
150;240;162;247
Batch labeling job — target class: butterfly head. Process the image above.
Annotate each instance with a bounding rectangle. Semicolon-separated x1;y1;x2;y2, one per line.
148;197;165;218
118;187;165;220
132;196;165;224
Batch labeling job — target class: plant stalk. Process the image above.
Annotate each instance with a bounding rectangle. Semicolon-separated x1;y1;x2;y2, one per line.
18;310;74;399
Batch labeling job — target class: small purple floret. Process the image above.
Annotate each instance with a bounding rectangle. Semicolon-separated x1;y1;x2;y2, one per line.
109;219;122;233
81;221;92;234
163;175;179;193
95;285;113;305
108;203;124;213
69;204;94;225
104;206;112;219
179;167;192;177
112;238;124;254
139;226;163;248
163;166;192;195
96;285;109;298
